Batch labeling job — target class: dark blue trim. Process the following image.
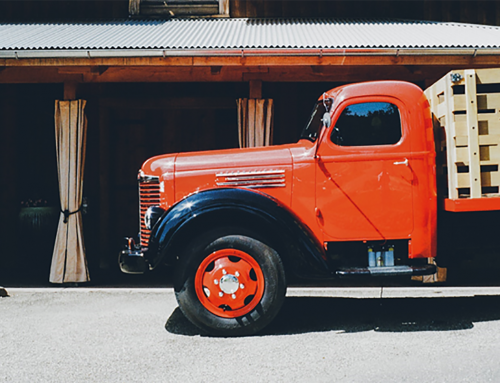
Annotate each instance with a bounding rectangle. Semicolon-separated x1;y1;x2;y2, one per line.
147;188;332;279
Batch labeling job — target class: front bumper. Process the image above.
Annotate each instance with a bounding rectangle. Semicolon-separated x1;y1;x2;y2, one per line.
119;238;148;274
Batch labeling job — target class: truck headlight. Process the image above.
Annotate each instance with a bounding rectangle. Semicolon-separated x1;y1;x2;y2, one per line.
144;206;165;230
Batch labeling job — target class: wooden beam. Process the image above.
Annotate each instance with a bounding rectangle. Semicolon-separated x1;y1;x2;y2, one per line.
64;81;78;100
249;79;262;98
90;66;109;76
59;66;109;76
1;64;499;85
210;66;222;75
2;54;500;68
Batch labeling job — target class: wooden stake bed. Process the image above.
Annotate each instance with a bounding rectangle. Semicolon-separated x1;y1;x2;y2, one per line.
425;68;500;212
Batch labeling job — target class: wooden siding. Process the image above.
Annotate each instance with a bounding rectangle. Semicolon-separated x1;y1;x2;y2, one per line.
229;0;500;26
0;1;129;22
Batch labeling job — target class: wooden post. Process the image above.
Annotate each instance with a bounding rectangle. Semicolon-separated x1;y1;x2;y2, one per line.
465;69;481;198
219;0;229;16
129;0;141;15
249;79;262;99
444;73;459;199
64;81;78;100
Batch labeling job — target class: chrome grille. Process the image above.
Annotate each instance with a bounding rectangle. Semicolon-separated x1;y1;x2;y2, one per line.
138;177;160;248
216;169;285;188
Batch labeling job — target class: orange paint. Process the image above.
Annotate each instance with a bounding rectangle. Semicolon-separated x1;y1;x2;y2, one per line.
140;81;439;260
194;249;265;318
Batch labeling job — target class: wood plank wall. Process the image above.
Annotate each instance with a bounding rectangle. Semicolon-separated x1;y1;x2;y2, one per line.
229;0;500;26
0;1;129;22
0;0;499;26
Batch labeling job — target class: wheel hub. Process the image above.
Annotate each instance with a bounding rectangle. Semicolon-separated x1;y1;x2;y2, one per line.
219;274;239;294
194;248;265;318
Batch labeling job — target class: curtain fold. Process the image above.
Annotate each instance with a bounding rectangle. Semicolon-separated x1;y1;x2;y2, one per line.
237;98;274;148
50;100;90;284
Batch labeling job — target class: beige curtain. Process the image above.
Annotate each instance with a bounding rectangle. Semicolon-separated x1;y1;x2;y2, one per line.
237;98;274;148
50;100;90;284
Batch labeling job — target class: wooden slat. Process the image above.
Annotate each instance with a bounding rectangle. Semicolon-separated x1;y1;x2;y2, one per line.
444;71;459;198
248;98;255;147
473;67;500;84
237;98;244;147
456;171;500;188
436;99;448;120
265;99;274;146
141;4;219;16
455;150;500;166
255;99;265;146
455;134;500;147
454;113;500;136
452;93;500;111
427;68;500;200
465;69;482;198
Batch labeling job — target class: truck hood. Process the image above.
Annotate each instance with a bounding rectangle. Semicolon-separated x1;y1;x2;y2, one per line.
142;142;313;177
174;145;294;173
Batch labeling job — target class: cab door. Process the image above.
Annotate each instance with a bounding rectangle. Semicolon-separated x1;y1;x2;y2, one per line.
316;98;414;241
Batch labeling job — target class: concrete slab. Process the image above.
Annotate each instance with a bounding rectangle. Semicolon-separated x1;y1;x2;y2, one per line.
5;286;500;299
286;286;500;298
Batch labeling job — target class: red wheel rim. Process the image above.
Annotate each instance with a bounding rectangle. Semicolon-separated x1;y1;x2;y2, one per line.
194;249;265;318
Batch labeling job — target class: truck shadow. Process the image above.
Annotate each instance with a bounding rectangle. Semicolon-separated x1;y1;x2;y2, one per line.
165;295;500;336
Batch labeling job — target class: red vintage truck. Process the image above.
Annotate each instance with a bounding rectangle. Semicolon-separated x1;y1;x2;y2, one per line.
120;69;500;336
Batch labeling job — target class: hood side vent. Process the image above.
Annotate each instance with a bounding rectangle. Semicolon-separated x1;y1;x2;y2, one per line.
216;169;286;188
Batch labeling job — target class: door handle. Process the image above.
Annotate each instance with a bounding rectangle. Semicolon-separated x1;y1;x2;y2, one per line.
393;158;409;166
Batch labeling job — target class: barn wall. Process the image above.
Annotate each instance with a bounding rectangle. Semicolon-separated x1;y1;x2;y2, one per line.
0;1;499;26
229;0;500;25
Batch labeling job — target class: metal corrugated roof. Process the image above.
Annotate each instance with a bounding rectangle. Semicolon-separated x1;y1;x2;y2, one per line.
1;18;500;57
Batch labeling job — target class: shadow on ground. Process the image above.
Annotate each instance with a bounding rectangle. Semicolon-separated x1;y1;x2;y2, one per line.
165;295;500;337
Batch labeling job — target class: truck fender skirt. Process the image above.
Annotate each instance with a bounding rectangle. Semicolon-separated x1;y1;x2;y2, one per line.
147;188;331;280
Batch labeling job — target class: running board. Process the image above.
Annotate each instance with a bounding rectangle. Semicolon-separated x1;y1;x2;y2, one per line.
336;265;436;277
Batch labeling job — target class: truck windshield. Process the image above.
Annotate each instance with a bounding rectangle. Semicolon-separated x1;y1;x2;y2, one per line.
300;98;333;142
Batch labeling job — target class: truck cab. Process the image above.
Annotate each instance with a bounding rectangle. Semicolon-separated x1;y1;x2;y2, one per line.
119;80;437;336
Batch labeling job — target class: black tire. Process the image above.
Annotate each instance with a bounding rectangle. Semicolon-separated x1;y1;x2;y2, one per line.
174;233;286;337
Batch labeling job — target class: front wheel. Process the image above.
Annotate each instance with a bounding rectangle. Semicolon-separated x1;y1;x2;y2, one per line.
175;234;286;336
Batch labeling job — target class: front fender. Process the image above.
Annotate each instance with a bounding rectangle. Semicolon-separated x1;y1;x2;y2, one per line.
147;188;332;280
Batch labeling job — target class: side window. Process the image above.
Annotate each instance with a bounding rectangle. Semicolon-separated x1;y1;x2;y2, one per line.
330;102;402;147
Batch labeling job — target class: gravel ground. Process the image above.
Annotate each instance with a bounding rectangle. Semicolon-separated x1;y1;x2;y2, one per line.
1;287;500;382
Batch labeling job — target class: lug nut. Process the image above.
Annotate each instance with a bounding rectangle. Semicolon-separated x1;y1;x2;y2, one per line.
240;284;244;289
222;269;227;275
231;294;236;299
214;279;218;285
235;271;240;277
219;292;224;297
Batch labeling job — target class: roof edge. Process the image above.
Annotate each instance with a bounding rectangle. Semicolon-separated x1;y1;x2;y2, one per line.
1;48;500;60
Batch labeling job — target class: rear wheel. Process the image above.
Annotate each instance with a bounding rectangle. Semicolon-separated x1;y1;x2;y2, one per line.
175;233;286;336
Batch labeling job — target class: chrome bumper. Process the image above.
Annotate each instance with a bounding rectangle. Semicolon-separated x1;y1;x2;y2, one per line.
118;238;148;274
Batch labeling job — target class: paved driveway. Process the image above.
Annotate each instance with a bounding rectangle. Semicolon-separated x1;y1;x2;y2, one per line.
1;287;500;382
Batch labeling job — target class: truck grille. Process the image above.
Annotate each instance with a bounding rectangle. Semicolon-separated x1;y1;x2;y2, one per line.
138;176;160;248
